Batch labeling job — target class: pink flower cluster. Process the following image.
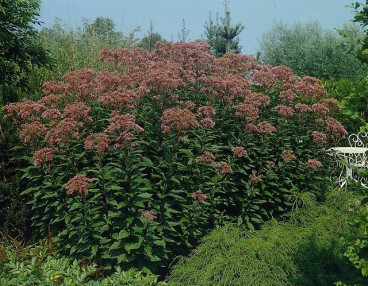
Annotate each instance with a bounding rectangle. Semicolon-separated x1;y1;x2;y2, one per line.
312;131;327;145
231;146;247;158
247;121;277;136
233;103;259;122
197;105;216;129
325;117;348;139
282;150;296;163
63;102;92;122
251;70;276;88
275;105;295;118
214;161;233;175
65;175;93;196
249;173;263;184
192;190;207;203
279;90;298;104
84;133;111;153
312;103;330;116
196;151;216;164
33;147;54;166
141;210;157;221
45;119;83;145
321;98;340;111
267;161;275;168
161;107;199;133
197;106;216;118
20;121;47;143
295;104;312;115
306;159;323;170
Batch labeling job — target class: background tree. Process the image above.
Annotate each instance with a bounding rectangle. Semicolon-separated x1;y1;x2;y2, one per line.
178;18;190;42
0;0;52;240
258;20;367;80
203;3;244;57
0;0;51;105
138;21;166;51
83;16;123;46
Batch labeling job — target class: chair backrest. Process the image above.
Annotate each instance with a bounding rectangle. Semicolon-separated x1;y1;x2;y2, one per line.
348;132;368;148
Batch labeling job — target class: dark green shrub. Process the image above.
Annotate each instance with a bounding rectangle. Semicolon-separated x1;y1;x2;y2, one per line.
3;41;345;275
323;78;368;133
168;190;367;286
258;20;368;81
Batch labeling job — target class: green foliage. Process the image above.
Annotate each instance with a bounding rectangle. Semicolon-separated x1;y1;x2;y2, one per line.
168;190;367;286
0;238;166;285
349;1;368;65
3;42;342;275
0;0;50;239
258;20;368;80
341;170;368;279
203;2;244;57
0;0;51;105
323;78;368;133
35;18;140;83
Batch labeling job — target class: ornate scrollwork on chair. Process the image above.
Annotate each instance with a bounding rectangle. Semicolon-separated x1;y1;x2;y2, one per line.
348;132;368;148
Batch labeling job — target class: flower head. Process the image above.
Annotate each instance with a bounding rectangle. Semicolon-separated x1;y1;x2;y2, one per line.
33;147;54;166
231;146;247;158
249;173;263;184
141;210;157;221
192;190;207;203
282;150;296;163
306;159;323;170
66;175;93;196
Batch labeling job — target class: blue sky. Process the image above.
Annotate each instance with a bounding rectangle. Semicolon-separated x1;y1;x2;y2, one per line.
39;0;356;56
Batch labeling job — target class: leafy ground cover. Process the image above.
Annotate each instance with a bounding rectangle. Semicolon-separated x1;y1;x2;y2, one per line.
0;237;166;285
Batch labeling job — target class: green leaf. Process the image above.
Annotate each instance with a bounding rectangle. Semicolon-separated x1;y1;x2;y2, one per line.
137;193;152;199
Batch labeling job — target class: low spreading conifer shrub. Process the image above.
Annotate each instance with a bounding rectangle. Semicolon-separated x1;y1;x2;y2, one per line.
2;40;347;274
168;190;367;286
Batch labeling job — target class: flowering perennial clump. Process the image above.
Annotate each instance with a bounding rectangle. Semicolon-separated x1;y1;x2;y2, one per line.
3;40;348;275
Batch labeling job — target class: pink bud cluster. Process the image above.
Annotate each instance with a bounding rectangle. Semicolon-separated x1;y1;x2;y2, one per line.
279;90;298;104
247;121;277;136
84;133;111;153
214;161;233;175
33;147;54;166
312;103;330;116
161;108;199;133
325;117;348;139
275;105;295;118
295;103;313;115
141;210;157;221
306;159;323;170
192;190;207;203
196;151;216;164
197;105;216;129
231;146;247;158
282;150;296;163
249;173;263;184
65;175;93;196
312;131;327;145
